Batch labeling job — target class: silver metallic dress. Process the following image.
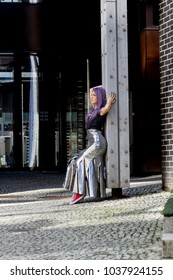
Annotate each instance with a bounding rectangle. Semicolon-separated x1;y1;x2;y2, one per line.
63;128;107;198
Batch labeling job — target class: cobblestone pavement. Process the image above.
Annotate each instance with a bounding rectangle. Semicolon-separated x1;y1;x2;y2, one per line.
0;172;170;260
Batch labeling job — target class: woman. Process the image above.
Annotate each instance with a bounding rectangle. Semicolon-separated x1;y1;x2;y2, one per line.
63;86;116;205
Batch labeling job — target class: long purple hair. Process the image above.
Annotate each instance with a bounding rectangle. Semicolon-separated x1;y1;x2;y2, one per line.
86;86;107;123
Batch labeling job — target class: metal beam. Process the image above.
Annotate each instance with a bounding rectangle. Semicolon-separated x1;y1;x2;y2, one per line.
100;0;130;189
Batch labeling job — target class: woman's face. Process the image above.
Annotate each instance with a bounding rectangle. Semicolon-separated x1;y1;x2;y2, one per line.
90;89;97;107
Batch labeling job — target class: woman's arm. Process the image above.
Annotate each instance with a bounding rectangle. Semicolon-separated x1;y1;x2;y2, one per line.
100;92;116;116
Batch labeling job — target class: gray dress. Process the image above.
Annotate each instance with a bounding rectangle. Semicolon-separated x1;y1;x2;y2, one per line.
63;109;107;198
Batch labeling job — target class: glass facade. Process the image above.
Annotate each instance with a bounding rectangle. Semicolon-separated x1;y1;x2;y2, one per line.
0;54;41;169
0;55;14;168
0;53;88;170
0;0;102;171
66;82;86;162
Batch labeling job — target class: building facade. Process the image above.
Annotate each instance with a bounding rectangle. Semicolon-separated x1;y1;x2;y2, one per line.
159;0;173;191
0;0;162;180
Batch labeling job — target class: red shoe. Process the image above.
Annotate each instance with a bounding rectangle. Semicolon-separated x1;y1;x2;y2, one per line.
69;193;84;205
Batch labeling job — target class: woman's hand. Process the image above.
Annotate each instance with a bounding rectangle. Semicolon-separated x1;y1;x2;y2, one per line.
107;92;116;105
100;92;116;116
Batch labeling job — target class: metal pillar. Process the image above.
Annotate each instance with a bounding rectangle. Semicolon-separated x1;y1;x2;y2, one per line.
100;0;130;191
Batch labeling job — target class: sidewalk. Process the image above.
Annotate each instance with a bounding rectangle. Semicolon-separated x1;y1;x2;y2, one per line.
0;172;170;259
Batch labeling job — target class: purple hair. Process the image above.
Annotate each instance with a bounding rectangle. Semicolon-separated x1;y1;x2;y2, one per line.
92;86;107;108
86;86;107;123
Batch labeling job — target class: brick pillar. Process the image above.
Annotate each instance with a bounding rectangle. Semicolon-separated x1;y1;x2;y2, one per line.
160;0;173;191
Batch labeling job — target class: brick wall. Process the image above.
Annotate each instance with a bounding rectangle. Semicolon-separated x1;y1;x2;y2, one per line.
159;0;173;190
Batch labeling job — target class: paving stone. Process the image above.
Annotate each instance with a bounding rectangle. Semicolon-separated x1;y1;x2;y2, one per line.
0;172;170;259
